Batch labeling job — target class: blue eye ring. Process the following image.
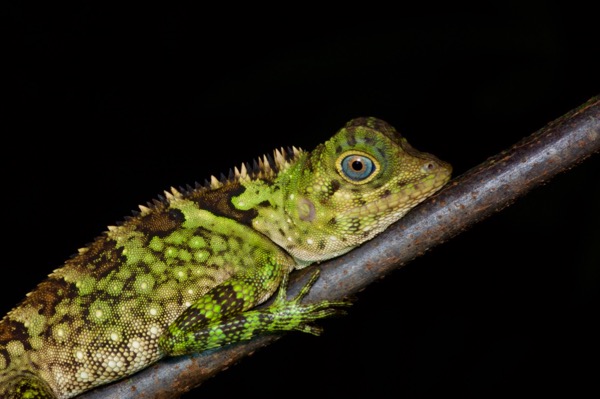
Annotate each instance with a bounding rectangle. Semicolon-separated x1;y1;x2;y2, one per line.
336;151;380;184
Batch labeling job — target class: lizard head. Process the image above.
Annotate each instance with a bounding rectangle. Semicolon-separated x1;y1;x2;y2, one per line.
247;117;452;266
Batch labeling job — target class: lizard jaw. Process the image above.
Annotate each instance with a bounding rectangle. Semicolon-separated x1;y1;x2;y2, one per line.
341;172;451;220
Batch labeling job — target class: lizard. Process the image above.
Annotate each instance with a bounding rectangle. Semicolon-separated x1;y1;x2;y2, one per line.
0;117;452;398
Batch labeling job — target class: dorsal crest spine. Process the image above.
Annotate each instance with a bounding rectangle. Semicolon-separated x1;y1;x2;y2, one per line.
129;145;305;217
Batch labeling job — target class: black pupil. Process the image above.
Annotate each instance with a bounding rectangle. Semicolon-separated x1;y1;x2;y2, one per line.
351;159;364;171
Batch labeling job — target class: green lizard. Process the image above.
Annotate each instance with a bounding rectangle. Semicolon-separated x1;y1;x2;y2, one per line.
0;117;451;398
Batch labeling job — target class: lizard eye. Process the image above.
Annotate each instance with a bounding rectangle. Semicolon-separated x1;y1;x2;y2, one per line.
336;151;379;184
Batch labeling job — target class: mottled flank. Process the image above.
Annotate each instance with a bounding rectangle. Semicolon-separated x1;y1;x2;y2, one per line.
0;117;451;398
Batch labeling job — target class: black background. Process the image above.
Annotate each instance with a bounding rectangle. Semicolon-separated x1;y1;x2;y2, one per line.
4;3;599;398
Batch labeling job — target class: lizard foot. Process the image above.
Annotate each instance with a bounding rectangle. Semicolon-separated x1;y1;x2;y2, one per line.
266;269;352;336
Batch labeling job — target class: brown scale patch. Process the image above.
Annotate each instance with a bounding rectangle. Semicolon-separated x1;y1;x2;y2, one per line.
0;318;28;344
71;237;127;279
346;134;357;146
153;270;170;285
186;181;258;227
381;189;392;198
302;155;314;179
348;217;361;232
20;277;74;318
330;179;340;194
346;117;401;145
54;312;76;326
42;313;77;342
119;273;140;294
0;322;34;354
344;118;366;129
136;208;186;237
203;264;221;271
258;200;271;208
232;236;245;249
318;196;330;206
131;259;152;275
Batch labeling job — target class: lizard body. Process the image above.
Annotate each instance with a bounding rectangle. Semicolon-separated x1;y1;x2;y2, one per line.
0;117;451;398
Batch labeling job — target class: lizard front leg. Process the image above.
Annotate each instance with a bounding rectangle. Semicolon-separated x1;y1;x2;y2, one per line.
158;269;350;356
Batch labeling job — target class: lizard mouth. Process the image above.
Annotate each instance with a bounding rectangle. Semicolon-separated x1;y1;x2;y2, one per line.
341;172;451;219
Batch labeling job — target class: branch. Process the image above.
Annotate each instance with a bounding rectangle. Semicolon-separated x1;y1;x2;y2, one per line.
80;96;600;399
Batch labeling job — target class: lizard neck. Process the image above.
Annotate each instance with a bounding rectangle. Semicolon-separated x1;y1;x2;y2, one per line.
232;150;356;266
